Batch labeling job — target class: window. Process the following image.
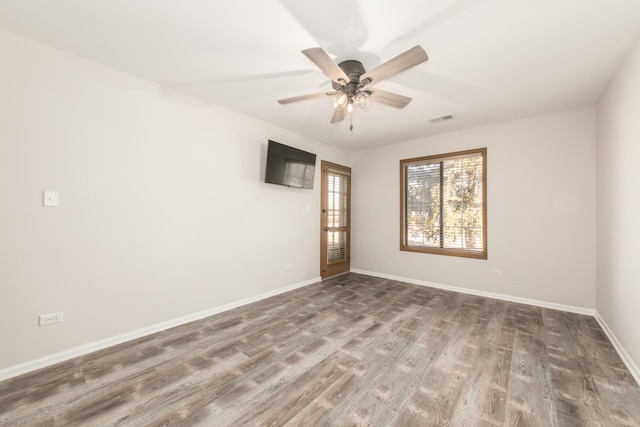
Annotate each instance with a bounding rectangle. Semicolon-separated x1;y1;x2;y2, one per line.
400;148;487;259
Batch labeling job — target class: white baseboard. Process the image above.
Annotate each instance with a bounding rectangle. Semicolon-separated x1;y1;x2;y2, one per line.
5;271;638;389
351;268;640;386
351;268;595;315
0;276;321;382
594;312;640;386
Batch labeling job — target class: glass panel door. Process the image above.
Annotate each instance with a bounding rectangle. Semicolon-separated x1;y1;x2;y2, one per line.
321;161;351;278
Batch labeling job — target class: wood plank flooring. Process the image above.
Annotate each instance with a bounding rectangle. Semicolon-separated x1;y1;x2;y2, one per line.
1;273;639;426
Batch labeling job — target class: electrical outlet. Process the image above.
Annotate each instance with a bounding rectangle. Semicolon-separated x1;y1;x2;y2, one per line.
284;264;292;271
39;312;63;326
491;269;503;277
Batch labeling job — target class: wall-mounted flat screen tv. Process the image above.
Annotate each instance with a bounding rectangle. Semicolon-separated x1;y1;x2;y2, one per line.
265;140;316;189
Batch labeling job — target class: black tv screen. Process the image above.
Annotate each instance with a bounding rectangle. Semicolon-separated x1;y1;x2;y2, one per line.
265;140;316;189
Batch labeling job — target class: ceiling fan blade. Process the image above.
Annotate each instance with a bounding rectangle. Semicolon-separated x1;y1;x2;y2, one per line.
302;47;350;84
391;0;476;45
278;91;330;104
331;108;346;123
369;88;413;108
280;0;368;56
361;45;428;85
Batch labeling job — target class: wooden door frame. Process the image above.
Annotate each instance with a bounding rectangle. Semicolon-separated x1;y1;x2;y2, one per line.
320;160;351;279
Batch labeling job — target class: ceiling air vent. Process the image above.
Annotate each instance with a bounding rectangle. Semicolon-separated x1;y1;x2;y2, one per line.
428;114;454;124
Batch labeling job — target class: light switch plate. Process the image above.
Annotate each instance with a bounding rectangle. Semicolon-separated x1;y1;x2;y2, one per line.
43;191;59;207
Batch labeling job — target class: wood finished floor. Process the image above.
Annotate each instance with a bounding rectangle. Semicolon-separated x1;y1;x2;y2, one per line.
1;273;639;426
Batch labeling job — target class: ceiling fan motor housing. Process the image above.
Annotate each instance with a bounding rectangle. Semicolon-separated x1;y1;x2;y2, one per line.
333;60;366;94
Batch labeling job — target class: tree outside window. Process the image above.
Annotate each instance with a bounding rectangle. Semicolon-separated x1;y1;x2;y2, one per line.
400;148;487;259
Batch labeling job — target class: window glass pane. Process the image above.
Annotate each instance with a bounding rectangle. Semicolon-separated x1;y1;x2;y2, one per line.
405;163;441;247
442;155;484;252
401;148;486;258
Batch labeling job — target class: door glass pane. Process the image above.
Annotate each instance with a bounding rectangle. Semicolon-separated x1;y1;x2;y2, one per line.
328;172;348;228
327;231;347;263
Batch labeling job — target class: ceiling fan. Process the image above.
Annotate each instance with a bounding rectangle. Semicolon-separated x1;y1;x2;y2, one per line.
278;45;428;126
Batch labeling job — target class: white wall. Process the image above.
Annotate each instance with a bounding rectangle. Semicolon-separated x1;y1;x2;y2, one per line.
351;107;597;309
597;37;640;375
5;22;636;381
0;30;349;372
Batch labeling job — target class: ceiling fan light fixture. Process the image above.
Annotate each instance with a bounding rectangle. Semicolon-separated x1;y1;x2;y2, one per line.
346;99;355;116
333;92;348;109
354;92;371;110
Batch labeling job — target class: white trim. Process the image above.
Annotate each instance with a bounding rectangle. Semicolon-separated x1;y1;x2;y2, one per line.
594;312;640;386
352;268;640;385
6;271;638;389
350;268;595;316
0;277;321;382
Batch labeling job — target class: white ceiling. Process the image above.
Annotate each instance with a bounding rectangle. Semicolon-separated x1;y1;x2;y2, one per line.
1;0;639;150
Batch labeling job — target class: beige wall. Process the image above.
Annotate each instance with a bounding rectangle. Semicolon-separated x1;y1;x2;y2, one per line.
597;37;640;376
0;29;349;372
351;107;597;309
